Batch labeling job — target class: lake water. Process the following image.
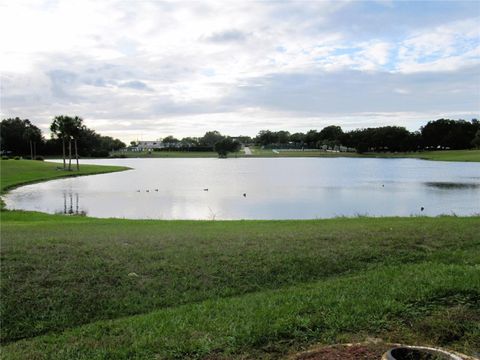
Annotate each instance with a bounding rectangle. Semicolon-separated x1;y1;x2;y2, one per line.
4;158;480;220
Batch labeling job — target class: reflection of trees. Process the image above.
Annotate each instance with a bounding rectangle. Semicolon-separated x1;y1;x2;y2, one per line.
63;192;87;215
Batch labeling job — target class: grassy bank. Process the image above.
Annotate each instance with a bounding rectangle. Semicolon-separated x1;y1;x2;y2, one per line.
1;160;479;359
3;260;479;359
1;212;479;358
398;149;480;162
0;159;129;194
249;148;480;162
110;150;221;158
110;148;480;162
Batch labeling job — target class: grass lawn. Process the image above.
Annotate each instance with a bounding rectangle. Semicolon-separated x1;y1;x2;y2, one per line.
0;159;129;194
110;150;223;158
1;160;479;359
248;148;480;162
110;148;480;162
399;149;480;162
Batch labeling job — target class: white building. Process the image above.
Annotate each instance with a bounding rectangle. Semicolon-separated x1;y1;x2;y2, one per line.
137;141;165;150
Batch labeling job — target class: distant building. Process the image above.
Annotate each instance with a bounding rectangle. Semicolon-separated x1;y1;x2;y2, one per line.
137;141;164;150
127;140;184;152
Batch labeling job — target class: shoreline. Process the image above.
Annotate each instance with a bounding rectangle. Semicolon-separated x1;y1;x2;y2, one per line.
105;148;480;162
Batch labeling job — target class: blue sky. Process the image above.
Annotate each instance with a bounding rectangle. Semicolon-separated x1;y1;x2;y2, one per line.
1;0;479;141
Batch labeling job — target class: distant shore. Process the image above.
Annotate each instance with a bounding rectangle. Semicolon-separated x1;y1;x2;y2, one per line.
107;148;480;162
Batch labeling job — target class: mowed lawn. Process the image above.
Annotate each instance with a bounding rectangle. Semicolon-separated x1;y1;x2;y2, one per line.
0;160;479;359
248;148;480;161
109;148;480;161
0;159;129;193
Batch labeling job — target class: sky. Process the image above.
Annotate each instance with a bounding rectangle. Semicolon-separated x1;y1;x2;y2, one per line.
1;0;479;142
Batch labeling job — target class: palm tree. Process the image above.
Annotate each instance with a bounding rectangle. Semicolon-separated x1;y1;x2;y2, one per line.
50;116;83;170
23;127;34;160
23;123;42;160
51;116;67;170
70;120;84;171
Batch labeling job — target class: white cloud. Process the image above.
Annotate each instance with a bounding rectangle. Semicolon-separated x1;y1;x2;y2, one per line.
359;41;391;67
396;18;480;73
0;0;479;142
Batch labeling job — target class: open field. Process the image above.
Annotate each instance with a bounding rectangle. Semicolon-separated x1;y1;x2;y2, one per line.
109;148;480;162
110;150;221;158
398;149;480;162
1;160;479;359
248;148;480;162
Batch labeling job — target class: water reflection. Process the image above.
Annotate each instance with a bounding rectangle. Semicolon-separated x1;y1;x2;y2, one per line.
57;192;87;216
424;182;480;190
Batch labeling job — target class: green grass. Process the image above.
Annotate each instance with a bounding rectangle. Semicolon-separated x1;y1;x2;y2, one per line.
248;148;480;162
2;262;479;360
63;148;480;161
249;148;362;158
1;159;479;359
110;151;223;158
1;212;479;358
399;149;480;162
0;159;129;194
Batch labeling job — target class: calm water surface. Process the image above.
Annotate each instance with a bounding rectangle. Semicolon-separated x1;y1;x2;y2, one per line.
5;158;480;220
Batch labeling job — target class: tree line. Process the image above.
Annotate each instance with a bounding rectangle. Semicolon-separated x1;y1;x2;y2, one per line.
138;119;480;154
253;119;480;153
133;131;245;150
1;117;479;162
1;116;126;168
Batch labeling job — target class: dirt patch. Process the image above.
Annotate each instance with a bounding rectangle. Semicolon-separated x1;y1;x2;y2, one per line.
294;343;391;360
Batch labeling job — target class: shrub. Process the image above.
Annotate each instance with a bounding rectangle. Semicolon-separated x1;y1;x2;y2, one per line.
14;156;21;160
1;156;9;160
214;137;241;158
91;150;110;158
35;156;45;161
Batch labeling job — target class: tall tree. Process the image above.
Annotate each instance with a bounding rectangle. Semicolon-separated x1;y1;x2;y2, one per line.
50;117;67;169
200;131;225;147
421;119;478;150
50;116;83;170
1;118;43;156
472;130;480;149
214;137;241;158
23;123;42;159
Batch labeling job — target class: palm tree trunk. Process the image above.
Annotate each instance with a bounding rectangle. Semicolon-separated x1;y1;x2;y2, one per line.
62;137;66;170
75;138;79;171
68;139;72;171
29;140;33;159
